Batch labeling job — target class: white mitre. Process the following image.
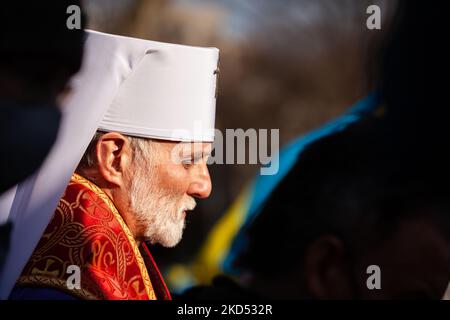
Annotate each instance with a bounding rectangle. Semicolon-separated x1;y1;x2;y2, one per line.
0;30;219;298
95;31;218;141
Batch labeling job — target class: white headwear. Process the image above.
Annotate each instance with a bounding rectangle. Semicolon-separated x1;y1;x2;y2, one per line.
0;30;219;298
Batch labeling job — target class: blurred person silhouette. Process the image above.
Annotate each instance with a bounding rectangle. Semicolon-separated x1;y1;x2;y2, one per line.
169;0;441;292
179;0;448;299
183;116;450;299
0;2;85;193
0;2;85;273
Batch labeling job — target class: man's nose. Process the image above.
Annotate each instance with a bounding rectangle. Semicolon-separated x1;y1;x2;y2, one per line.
187;164;212;199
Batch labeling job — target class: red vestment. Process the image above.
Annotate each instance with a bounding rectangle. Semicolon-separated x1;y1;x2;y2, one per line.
15;174;171;300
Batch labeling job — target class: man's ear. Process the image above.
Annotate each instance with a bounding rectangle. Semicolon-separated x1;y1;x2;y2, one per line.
304;235;355;299
96;132;132;188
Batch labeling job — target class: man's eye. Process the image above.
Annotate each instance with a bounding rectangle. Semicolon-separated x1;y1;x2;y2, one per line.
182;159;194;168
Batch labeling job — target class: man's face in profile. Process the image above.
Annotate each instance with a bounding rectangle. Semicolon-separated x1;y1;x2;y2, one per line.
126;141;212;248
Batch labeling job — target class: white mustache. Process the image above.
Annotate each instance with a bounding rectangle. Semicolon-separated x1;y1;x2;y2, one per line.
183;198;197;212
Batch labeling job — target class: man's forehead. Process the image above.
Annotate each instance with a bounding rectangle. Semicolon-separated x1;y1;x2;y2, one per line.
177;142;212;152
149;139;211;154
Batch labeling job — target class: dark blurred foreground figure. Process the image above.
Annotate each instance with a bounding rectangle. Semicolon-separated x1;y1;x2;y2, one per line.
181;0;450;300
237;118;450;300
0;2;85;193
0;2;85;272
183;117;450;299
168;0;445;291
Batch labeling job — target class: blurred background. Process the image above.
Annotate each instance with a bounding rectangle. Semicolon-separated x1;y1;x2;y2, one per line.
83;0;398;289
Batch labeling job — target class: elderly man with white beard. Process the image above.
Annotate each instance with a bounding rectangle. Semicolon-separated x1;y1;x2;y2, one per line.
76;132;211;249
9;30;219;300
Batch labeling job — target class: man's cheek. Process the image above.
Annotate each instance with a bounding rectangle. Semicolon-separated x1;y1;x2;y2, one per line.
166;165;189;186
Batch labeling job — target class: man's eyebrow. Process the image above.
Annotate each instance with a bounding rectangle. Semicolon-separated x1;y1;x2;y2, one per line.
192;150;211;160
180;145;211;159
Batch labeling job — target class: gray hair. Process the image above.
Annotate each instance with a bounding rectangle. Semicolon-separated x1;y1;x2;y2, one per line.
76;131;152;174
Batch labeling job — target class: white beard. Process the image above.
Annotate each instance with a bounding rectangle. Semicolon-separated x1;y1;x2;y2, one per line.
128;163;196;248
